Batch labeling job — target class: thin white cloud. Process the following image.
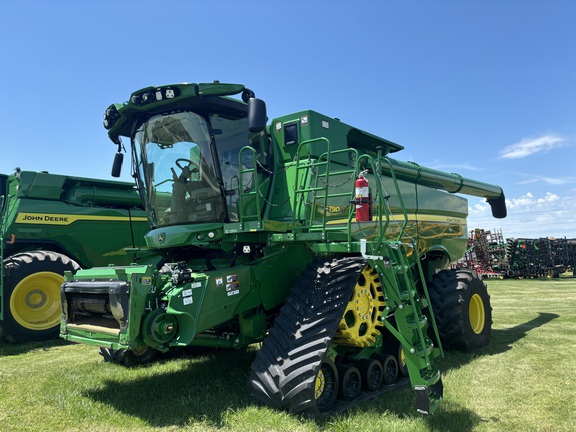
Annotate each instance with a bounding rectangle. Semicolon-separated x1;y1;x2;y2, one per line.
499;134;566;159
430;162;480;172
517;176;570;186
467;191;576;238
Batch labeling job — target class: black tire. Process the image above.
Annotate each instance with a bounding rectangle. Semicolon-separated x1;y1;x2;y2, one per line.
428;269;492;351
1;251;80;343
338;365;362;401
358;357;384;391
99;346;158;367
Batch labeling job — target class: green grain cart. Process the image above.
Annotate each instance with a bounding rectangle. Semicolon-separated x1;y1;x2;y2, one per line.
60;82;506;416
0;169;150;343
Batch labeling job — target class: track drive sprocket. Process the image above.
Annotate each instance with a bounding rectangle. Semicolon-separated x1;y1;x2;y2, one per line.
334;265;386;347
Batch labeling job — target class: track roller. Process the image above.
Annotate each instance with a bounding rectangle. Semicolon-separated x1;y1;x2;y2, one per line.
338;365;362;401
358;357;384;392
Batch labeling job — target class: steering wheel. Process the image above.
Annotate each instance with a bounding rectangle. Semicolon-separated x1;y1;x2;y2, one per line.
175;158;200;172
173;158;220;194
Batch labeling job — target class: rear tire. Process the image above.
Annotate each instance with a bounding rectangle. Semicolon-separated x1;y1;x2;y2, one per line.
428;269;492;351
1;251;79;343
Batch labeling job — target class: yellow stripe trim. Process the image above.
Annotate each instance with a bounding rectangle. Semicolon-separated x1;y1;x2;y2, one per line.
15;213;148;226
325;213;466;225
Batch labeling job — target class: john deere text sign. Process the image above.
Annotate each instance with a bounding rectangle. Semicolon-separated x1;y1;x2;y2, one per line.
15;213;147;226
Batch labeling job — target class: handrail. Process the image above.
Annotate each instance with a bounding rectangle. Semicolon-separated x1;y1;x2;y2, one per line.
0;193;8;320
312;148;359;238
292;137;331;229
238;146;262;224
287;144;412;253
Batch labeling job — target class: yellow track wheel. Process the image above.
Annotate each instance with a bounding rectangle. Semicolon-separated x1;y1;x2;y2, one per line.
315;368;326;399
314;358;339;411
335;265;386;347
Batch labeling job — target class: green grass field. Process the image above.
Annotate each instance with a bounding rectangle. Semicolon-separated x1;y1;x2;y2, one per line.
1;277;575;431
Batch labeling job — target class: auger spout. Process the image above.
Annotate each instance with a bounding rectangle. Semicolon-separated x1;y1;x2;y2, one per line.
385;158;507;218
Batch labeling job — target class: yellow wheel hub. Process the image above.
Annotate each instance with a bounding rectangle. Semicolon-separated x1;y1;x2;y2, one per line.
315;369;326;400
335;266;386;347
10;271;63;331
469;293;486;334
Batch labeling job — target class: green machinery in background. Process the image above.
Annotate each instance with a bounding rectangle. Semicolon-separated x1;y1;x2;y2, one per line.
505;236;576;278
0;169;150;342
60;82;506;416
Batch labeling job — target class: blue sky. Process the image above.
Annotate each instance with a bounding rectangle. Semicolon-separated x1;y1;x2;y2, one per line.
1;0;574;239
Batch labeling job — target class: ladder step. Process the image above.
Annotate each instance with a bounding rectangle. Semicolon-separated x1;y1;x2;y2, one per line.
411;341;435;358
398;290;414;301
405;314;428;330
414;376;443;415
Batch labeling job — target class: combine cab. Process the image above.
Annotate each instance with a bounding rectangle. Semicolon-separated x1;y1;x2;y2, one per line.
60;82;506;415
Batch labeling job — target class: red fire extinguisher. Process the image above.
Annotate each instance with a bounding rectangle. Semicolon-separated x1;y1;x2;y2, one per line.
354;171;371;222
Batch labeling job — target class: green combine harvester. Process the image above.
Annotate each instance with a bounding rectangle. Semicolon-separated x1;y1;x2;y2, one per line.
0;169;150;342
60;82;506;416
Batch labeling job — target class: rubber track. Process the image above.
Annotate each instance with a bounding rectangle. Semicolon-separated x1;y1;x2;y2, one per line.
249;257;366;416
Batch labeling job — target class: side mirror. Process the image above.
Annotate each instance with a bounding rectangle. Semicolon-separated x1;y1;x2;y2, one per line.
248;98;267;133
111;152;124;178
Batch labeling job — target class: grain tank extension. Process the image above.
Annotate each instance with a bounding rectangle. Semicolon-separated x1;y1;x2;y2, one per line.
60;82;506;416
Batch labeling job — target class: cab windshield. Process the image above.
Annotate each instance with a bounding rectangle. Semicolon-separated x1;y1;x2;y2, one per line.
133;111;252;227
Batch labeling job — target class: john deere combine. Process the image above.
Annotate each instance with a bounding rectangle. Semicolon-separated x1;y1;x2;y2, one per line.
0;169;150;343
60;82;506;416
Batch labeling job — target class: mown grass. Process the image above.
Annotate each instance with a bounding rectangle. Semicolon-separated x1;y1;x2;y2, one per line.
1;277;575;431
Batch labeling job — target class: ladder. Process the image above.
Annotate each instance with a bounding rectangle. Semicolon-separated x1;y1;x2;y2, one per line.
362;239;444;415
